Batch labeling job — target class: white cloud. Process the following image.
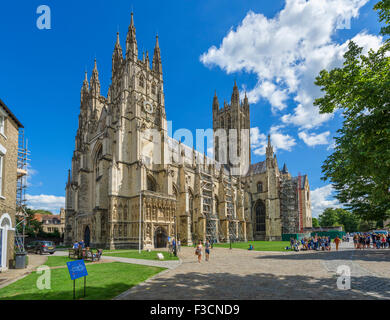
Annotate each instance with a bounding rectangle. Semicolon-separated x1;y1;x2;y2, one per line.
250;126;296;155
26;194;65;214
251;127;267;155
201;0;382;130
298;130;330;147
270;125;296;152
310;184;342;218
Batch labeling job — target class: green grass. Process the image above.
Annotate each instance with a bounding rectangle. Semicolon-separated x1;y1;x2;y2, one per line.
105;249;179;261
0;262;164;300
44;256;94;268
213;241;289;252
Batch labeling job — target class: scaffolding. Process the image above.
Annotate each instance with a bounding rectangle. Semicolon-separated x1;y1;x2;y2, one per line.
298;173;304;233
237;221;245;241
217;219;225;243
280;177;299;234
15;128;30;253
202;179;219;242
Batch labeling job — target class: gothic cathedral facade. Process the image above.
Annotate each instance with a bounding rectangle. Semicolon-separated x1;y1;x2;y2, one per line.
64;13;312;249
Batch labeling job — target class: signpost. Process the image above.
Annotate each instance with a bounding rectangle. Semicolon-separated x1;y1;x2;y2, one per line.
66;260;88;300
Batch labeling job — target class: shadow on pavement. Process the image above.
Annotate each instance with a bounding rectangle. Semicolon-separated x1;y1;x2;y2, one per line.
119;271;389;300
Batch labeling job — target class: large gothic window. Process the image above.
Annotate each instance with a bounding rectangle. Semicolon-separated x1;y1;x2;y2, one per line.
255;200;266;232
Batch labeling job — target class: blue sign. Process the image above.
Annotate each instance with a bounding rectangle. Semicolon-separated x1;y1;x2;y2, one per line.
67;260;88;280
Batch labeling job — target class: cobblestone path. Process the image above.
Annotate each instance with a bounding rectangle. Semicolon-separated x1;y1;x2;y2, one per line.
116;241;390;300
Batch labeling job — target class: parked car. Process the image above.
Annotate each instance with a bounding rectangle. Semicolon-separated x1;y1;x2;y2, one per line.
26;241;56;255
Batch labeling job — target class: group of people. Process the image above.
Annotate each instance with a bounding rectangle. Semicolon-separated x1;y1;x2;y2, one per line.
72;240;85;249
353;233;390;249
286;235;342;252
194;240;211;263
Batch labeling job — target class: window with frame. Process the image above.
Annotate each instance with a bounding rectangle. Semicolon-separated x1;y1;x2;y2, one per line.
257;181;263;193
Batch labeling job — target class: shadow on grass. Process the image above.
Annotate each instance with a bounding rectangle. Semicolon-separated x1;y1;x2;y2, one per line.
1;282;134;300
118;271;389;300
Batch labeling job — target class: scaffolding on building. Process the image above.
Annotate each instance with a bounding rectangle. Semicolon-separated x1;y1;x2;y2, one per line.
237;221;245;241
15;128;30;253
280;178;299;234
217;219;226;243
202;178;219;242
298;173;304;233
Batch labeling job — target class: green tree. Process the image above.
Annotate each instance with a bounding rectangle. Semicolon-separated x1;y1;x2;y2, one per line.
312;217;320;228
16;208;43;237
318;208;339;227
314;1;390;222
336;208;360;232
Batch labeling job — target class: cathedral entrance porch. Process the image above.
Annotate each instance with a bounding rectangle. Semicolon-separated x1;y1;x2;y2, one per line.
154;226;168;248
84;225;91;247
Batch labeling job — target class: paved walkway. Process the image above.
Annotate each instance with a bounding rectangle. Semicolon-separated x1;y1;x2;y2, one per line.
53;250;181;269
0;254;47;289
115;241;390;300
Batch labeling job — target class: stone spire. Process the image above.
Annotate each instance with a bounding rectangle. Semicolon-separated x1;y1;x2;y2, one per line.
81;71;89;102
82;71;89;91
266;134;274;159
243;91;249;108
145;50;150;70
281;163;288;174
152;35;162;74
67;169;71;187
90;59;100;96
231;80;239;107
213;91;219;112
126;12;138;59
112;32;123;77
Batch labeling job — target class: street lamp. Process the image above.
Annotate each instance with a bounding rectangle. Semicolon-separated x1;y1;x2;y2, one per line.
139;190;143;254
173;216;178;257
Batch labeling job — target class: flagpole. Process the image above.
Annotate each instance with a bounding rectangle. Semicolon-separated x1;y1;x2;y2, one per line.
139;190;142;254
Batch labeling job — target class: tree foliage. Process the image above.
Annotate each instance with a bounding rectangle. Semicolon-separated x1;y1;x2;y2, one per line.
314;1;390;221
318;208;360;232
312;217;320;228
16;208;43;237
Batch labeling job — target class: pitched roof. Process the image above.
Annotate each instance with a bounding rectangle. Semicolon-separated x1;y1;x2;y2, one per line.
247;161;266;176
0;98;23;128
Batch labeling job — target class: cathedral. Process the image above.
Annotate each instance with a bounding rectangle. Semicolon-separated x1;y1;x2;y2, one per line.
64;13;312;249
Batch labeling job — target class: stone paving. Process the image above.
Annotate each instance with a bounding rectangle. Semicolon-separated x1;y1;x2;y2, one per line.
0;254;47;289
116;241;390;300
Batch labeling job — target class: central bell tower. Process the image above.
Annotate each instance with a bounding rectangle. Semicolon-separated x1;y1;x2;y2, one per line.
212;82;251;174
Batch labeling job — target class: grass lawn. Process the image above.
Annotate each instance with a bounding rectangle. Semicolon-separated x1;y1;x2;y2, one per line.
0;262;164;300
44;256;94;268
105;249;179;261
213;241;289;252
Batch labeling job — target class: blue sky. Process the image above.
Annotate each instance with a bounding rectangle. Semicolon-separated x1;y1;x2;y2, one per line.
0;0;383;216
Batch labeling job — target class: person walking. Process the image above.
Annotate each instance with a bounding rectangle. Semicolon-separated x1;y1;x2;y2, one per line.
177;239;181;253
334;236;341;251
195;240;203;263
205;240;211;261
